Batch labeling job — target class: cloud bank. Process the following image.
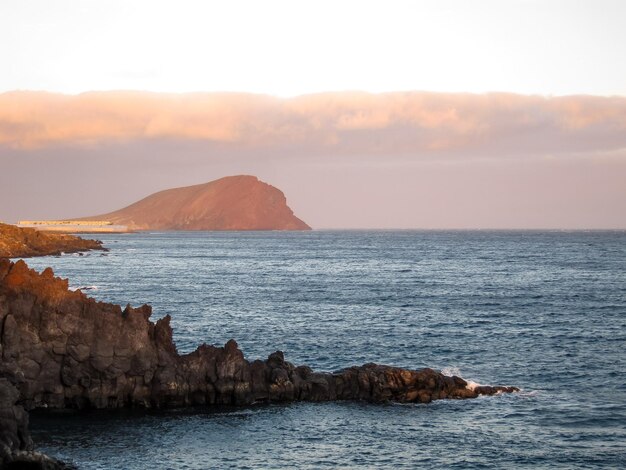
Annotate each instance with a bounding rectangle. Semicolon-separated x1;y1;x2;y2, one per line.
1;91;625;158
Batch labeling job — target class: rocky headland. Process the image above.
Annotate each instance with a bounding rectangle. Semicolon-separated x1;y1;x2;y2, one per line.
78;175;311;231
0;223;104;258
0;258;517;468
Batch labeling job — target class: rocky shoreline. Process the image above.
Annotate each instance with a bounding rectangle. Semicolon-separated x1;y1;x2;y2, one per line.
0;259;517;468
0;223;104;258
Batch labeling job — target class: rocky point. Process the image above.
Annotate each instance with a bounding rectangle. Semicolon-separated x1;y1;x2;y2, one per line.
0;259;517;468
0;223;104;259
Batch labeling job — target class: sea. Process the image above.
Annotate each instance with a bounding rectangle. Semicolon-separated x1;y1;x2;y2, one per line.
21;230;626;469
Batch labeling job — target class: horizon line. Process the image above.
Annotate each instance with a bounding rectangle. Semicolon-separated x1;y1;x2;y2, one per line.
2;222;624;232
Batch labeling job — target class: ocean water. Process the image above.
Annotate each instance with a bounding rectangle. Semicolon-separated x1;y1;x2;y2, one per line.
23;230;626;469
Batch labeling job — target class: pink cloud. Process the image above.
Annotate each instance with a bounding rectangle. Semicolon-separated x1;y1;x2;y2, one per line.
1;91;625;157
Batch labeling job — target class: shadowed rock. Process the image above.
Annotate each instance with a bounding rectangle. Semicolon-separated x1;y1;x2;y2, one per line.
0;259;517;467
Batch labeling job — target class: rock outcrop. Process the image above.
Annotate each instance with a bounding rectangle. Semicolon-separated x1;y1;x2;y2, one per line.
0;259;517;467
0;380;72;468
0;223;104;259
79;175;311;231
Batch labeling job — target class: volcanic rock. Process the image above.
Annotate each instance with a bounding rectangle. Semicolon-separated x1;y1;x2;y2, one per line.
0;223;104;258
79;175;311;231
0;259;517;467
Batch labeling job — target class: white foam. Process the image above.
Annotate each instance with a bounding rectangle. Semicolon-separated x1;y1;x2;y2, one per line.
465;380;481;391
440;366;461;377
69;285;99;292
440;367;482;391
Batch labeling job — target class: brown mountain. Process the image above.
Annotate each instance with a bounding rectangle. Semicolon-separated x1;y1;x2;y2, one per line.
80;175;311;231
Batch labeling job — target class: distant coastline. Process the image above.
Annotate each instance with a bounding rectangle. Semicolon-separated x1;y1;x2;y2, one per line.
0;222;105;257
16;220;130;233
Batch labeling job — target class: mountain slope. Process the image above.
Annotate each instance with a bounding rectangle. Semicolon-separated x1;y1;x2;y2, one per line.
80;175;311;231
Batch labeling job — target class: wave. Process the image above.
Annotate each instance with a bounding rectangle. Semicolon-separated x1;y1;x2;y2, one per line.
69;285;99;292
440;366;481;391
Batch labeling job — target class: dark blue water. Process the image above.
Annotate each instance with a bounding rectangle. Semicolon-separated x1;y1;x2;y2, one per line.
24;231;626;469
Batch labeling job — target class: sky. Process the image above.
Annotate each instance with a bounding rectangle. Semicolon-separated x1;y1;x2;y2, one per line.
2;0;626;97
1;0;625;228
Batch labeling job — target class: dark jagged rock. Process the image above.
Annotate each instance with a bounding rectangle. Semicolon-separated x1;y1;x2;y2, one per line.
0;379;72;469
0;223;104;259
0;259;517;467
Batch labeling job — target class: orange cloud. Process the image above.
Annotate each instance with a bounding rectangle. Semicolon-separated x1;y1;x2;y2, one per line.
0;91;625;156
